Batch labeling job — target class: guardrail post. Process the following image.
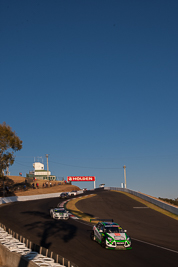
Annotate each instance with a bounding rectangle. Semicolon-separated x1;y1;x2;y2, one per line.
46;249;48;256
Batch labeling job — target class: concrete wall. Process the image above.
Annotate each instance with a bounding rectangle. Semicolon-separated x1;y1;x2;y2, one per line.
0;192;61;205
105;187;178;216
0;190;84;205
0;243;37;267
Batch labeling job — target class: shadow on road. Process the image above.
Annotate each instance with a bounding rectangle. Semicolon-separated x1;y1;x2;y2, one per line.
22;210;77;249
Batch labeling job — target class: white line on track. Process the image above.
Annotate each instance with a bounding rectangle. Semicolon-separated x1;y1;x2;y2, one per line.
133;207;149;208
71;220;178;253
70;214;178;253
67;195;178;253
132;238;178;254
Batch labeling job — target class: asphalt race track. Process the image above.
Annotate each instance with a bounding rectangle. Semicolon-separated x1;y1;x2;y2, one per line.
0;190;178;267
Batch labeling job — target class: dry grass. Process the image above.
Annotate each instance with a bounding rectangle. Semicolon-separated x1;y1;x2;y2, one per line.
6;176;26;184
66;194;96;222
0;176;80;196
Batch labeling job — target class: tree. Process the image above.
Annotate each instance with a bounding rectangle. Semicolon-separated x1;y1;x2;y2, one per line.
0;122;23;196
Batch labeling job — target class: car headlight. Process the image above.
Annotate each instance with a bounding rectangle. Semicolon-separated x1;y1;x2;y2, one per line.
127;236;131;241
107;237;113;242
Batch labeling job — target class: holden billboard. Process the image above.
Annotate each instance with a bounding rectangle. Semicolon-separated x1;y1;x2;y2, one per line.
67;176;95;182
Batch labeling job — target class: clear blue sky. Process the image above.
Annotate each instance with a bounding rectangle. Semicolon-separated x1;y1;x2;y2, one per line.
1;0;178;198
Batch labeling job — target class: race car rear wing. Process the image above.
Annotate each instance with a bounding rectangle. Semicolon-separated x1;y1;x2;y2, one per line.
90;219;113;223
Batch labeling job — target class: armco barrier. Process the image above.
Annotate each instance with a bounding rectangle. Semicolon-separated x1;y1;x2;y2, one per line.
105;187;178;216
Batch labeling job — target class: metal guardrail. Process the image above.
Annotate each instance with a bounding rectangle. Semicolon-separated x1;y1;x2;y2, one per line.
105;187;178;216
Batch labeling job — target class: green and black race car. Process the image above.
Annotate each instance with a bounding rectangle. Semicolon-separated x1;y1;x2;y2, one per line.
90;220;132;250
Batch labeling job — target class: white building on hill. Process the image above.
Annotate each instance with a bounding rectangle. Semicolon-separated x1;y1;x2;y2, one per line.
26;162;56;181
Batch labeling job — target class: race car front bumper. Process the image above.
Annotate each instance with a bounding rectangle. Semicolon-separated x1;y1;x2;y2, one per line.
54;216;69;220
106;239;132;250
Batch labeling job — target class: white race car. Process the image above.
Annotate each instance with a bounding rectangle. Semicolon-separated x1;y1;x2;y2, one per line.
68;190;77;196
50;208;69;220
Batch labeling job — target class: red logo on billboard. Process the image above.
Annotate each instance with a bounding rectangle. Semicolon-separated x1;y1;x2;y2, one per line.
67;176;95;182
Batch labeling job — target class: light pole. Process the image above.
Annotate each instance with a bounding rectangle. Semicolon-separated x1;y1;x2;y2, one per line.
123;165;127;188
45;154;49;180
